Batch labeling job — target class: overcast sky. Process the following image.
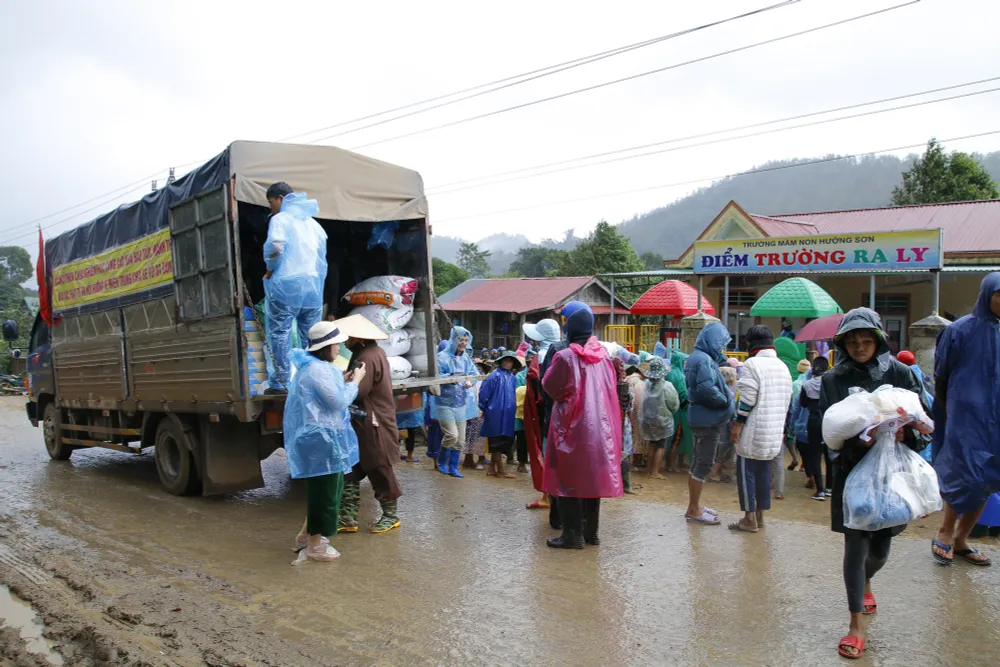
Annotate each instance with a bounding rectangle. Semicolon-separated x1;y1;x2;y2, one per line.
2;0;999;266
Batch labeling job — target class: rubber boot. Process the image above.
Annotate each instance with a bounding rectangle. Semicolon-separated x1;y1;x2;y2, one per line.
622;460;633;494
583;499;601;546
546;497;584;549
438;448;451;475
548;495;562;530
371;499;401;533
338;480;360;533
448;448;464;478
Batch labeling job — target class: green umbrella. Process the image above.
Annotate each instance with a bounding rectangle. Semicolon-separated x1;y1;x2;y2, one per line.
749;277;843;319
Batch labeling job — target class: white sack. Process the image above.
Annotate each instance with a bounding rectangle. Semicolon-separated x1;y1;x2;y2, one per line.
376;329;411;357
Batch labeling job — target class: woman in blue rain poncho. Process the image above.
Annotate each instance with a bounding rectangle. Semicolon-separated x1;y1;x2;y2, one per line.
285;322;364;562
932;272;1000;567
430;326;479;477
263;190;328;393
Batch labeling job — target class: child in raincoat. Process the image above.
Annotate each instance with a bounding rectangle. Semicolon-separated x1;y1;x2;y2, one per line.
479;351;524;478
430;327;479;478
640;357;681;480
666;350;693;473
285;322;364;562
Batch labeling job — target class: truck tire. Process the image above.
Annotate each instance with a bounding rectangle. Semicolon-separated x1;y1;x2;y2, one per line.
43;403;73;461
154;418;202;496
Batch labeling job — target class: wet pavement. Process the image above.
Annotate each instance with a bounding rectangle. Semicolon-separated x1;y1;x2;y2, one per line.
0;396;998;666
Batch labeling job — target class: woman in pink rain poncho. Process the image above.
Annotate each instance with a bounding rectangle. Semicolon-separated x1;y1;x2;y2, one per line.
542;304;623;549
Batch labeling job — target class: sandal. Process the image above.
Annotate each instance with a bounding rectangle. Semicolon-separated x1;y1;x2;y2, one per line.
932;539;954;565
862;592;877;615
955;547;991;566
686;510;720;525
525;499;550;510
728;521;758;533
774;493;785;500
786;460;798;471
838;635;865;659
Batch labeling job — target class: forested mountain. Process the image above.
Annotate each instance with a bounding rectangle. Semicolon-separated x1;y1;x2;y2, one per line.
431;149;1000;269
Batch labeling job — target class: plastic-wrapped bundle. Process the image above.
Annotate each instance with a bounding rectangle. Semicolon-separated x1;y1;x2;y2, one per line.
843;425;942;531
407;354;429;375
387;356;414;381
376;329;411;357
349;304;413;333
343;275;418;309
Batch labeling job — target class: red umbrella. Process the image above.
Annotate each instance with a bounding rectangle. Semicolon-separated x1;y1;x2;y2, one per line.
630;280;716;317
795;313;844;342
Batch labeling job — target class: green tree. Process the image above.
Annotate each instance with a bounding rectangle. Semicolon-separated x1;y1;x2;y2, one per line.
432;257;470;295
640;251;664;271
0;247;34;373
0;246;32;284
555;221;644;277
891;138;1000;205
508;246;568;277
456;241;491;278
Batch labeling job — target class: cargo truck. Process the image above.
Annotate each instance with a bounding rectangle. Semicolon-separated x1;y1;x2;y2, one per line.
25;141;464;496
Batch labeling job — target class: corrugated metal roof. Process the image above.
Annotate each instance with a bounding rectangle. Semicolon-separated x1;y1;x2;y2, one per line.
437;277;594;314
752;199;1000;253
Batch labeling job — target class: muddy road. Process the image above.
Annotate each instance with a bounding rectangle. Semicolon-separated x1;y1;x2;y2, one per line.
1;397;998;666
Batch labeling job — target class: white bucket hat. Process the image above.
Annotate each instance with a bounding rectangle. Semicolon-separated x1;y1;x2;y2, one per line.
306;322;349;352
522;318;560;344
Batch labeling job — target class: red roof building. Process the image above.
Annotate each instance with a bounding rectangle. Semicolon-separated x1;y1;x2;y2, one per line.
437;277;630;350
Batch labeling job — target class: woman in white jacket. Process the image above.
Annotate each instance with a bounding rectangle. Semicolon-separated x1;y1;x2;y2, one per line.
729;326;793;533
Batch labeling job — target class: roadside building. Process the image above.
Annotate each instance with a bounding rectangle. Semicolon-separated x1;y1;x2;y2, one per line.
436;276;631;350
605;199;1000;355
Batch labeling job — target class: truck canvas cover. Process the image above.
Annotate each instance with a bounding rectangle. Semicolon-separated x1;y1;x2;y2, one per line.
46;141;429;317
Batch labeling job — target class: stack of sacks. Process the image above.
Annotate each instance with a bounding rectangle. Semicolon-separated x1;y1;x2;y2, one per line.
343;276;418;380
404;314;429;376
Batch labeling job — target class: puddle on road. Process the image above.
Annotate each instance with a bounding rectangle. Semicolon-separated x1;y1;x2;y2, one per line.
0;584;63;665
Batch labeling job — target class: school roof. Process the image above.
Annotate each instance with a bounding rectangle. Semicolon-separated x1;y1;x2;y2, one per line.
748;199;1000;255
436;277;631;314
668;199;1000;266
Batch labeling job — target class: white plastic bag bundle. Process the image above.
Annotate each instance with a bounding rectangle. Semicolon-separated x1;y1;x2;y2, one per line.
376;329;411;357
343;276;418;309
349;304;413;333
870;385;929;425
408;310;426;330
843;425;941;531
388;356;414;381
822;390;880;451
405;326;427;355
407;354;429;375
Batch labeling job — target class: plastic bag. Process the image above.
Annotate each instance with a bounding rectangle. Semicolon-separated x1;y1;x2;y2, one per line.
822;391;880;451
387;356;413;380
405;326;427;355
376;329;411;357
343;275;418;309
349;304;413;333
407;353;428;375
843;424;941;531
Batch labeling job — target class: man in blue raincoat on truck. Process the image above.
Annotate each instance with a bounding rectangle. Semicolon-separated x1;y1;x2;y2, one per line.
931;272;1000;566
262;183;328;394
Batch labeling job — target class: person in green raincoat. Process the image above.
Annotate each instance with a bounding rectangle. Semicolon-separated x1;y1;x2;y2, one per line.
666;349;693;471
774;336;806;378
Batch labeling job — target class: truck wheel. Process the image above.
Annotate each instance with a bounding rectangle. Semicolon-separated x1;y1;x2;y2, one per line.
154;418;202;496
43;404;73;461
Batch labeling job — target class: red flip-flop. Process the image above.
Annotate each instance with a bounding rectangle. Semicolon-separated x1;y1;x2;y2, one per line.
838;635;865;659
862;592;877;615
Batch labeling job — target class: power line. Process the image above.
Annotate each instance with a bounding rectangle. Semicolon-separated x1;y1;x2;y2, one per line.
427;79;1000;196
291;1;800;144
430;129;1000;225
348;1;921;151
6;3;796;244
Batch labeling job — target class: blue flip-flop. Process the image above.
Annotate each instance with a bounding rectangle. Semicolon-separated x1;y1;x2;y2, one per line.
932;539;953;565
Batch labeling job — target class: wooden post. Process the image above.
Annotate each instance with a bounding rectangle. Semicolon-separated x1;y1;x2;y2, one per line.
610;278;616;320
488;311;494;350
